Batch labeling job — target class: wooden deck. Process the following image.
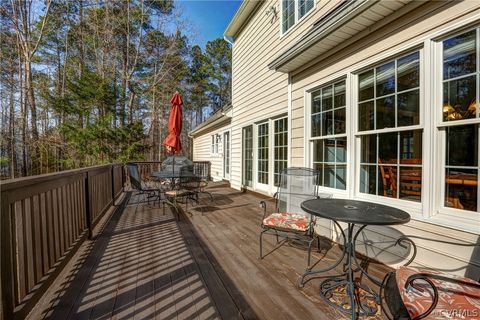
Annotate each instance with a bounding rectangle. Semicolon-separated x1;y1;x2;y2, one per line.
28;182;391;320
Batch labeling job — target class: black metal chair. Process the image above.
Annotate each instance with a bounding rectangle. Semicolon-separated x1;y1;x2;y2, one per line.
164;167;201;220
126;162;162;207
193;161;213;201
380;236;480;320
259;167;331;268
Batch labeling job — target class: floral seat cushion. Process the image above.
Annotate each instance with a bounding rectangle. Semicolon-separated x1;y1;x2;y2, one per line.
396;265;480;319
262;212;310;232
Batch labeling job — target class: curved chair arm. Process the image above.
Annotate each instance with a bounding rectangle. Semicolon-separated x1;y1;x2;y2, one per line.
404;273;480;320
259;200;267;220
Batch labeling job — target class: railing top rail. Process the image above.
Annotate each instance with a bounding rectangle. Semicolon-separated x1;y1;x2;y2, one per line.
1;163;123;191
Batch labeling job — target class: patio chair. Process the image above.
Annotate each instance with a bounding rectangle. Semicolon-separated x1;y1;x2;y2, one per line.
259;167;331;268
193;161;214;201
126;162;162;207
164;167;201;220
380;236;480;320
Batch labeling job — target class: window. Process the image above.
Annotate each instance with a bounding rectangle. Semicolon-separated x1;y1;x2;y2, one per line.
243;126;253;187
258;122;269;184
311;80;347;190
441;28;480;212
274;117;288;186
211;134;220;155
357;51;422;202
282;0;314;34
224;131;230;175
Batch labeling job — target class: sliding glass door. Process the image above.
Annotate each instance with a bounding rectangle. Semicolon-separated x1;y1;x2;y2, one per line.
242;126;253;187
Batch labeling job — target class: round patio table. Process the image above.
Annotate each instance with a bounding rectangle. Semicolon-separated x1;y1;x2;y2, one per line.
299;199;410;320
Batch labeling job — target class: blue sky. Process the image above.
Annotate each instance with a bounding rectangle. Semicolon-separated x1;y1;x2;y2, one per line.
178;0;242;48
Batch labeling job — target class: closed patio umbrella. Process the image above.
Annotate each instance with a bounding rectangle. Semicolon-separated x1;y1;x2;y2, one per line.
163;91;183;172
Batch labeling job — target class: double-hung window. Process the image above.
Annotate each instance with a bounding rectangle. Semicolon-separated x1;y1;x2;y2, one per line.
281;0;314;34
311;80;347;190
211;134;219;155
440;28;480;213
357;51;423;202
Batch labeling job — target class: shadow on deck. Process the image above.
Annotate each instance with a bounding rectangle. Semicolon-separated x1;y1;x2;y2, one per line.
29;182;392;320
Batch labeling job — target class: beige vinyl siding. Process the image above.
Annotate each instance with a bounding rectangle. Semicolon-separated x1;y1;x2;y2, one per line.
230;0;341;191
291;1;480;275
192;122;231;182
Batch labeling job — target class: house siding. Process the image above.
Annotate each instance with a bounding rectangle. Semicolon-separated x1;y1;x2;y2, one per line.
230;0;342;191
290;1;480;275
192;120;231;182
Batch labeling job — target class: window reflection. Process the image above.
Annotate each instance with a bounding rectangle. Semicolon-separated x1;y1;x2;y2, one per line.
444;124;478;211
313;138;347;190
360;130;422;202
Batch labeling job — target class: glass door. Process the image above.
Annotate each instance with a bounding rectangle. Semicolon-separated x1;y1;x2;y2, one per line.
242;126;253;187
256;122;270;192
223;131;230;180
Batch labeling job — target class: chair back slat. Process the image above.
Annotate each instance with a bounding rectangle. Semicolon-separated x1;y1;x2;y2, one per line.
276;167;319;216
193;161;211;180
127;163;143;191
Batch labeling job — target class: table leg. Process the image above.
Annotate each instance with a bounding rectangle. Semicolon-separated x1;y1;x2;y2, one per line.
298;220;347;287
305;223;379;319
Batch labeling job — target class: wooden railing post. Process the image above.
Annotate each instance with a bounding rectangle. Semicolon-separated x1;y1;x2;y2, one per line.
84;172;93;240
0;192;14;319
111;165;115;206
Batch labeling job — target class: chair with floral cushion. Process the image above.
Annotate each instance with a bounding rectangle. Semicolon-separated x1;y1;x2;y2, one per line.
380;236;480;320
259;167;332;268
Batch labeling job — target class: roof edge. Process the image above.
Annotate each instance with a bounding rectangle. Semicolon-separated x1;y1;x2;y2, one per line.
224;0;261;41
268;0;377;71
189;105;232;137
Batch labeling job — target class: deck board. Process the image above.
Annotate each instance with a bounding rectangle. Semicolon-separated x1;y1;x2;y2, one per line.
29;182;391;320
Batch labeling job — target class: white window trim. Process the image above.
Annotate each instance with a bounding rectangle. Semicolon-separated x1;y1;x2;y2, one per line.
352;48;425;218
279;0;316;37
431;26;480;226
210;133;221;156
306;76;349;198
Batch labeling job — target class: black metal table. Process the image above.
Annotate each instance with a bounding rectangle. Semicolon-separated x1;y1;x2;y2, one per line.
299;199;410;319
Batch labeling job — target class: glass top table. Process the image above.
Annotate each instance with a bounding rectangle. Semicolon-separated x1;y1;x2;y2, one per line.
299;198;410;320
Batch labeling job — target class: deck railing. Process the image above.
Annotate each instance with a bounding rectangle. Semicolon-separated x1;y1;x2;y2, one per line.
0;164;124;320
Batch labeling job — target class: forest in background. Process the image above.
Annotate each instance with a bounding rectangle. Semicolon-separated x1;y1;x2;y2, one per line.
0;0;232;179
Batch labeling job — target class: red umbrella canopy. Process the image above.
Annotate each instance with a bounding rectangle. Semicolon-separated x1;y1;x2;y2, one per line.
163;91;183;154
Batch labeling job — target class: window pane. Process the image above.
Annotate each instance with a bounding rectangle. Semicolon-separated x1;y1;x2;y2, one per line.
378;132;398;164
322;87;333;111
324;139;335;162
376;95;395;129
379;166;396;198
312;90;321;113
336;138;347;162
313;140;324;162
446;124;478;166
398;52;420;91
360;165;376;195
322;111;334;136
443;76;476;121
312;114;321;137
399;166;422;202
334;107;346;134
282;0;295;33
359;101;374;131
298;0;314;18
400;130;422;164
443;29;476;80
445;168;477;211
359;70;374;101
398;90;420;127
361;135;377;164
376;61;395;96
324;164;335;188
334;81;346;107
336;165;347;190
